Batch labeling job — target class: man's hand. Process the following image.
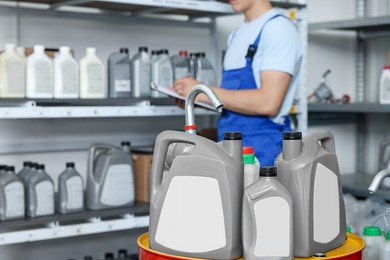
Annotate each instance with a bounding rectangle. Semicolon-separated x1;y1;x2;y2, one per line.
173;77;201;98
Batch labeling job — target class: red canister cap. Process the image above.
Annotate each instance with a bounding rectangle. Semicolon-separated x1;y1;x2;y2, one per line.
179;50;188;56
242;146;254;154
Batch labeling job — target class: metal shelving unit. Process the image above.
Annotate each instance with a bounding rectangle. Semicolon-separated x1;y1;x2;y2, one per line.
309;0;390;197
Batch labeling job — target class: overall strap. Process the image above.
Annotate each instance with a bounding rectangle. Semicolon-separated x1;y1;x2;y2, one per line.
246;14;285;60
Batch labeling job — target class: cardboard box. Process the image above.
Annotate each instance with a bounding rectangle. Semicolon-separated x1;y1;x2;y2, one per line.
132;147;153;203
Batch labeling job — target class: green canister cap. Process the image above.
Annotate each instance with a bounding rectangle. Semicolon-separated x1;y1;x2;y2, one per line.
363;226;382;236
243;154;255;164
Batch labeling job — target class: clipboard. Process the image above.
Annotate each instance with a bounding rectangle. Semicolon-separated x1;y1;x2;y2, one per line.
150;83;219;111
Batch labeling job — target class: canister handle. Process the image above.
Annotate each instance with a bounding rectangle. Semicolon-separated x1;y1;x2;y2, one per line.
88;143;118;181
306;130;336;154
150;131;199;199
379;139;390;171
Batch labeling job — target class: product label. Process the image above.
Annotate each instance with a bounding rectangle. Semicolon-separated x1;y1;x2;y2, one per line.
174;67;189;80
34;60;53;93
155;176;226;253
254;197;290;257
198;69;216;86
159;64;173;88
313;163;340;243
140;62;151;96
65;176;83;210
61;60;78;94
383;76;390;100
100;165;134;206
114;63;131;92
115;80;131;92
35;181;54;216
6;60;25;94
87;62;104;94
5;182;24;218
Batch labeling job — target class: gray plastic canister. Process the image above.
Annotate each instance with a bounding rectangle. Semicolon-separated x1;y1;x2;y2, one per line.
131;47;150;98
108;48;131;98
57;162;84;214
26;164;54;217
149;131;243;259
0;166;25;220
86;143;135;210
242;166;293;260
275;131;346;257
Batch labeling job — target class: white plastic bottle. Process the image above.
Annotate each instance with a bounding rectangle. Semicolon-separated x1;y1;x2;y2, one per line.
54;46;79;99
380;230;390;260
242;147;259;188
79;47;106;99
379;66;390;104
0;43;26;98
16;47;26;62
362;226;384;260
26;45;53;98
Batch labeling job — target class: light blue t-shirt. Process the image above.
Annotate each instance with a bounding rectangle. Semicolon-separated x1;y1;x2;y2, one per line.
223;8;302;124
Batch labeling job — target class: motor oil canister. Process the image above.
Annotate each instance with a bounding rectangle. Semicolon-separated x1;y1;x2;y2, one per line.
0;166;25;220
86;143;135;210
242;166;293;260
131;47;150;98
149;131;243;259
26;164;55;217
275;131;346;257
18;161;33;182
57;162;84;214
108;48;131;98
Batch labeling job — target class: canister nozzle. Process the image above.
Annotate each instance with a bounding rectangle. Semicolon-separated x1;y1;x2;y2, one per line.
185;84;223;134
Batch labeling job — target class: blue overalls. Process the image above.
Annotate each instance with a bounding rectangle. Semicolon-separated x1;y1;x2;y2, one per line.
217;14;291;166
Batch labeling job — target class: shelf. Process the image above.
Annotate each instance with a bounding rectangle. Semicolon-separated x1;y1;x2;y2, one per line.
0;99;217;118
308;103;390;114
341;174;390;201
0;202;150;245
309;16;390;31
0;0;305;25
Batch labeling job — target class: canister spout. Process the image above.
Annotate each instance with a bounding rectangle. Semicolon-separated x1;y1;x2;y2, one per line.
185;84;223;135
368;169;390;194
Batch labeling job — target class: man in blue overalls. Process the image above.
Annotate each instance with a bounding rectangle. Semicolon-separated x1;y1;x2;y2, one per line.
173;0;302;166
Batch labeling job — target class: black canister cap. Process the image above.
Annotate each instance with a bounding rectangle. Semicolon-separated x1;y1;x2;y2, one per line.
105;253;114;260
160;49;169;55
151;50;159;55
118;249;128;256
283;131;302;140
120;48;128;54
84;256;93;260
121;141;131;146
189;52;196;57
0;165;6;170
23;161;33;167
32;163;39;169
139;46;148;52
66;162;75;168
260;166;277;177
5;166;15;172
223;132;242;140
199;52;205;57
37;164;45;170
